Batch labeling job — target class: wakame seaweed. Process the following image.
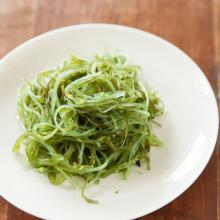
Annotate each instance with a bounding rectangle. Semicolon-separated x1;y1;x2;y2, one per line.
13;54;164;203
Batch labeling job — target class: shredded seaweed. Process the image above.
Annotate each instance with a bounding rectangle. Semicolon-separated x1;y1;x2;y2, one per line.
13;54;164;203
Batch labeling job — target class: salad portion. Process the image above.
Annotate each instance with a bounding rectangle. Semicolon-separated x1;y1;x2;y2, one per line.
13;54;164;203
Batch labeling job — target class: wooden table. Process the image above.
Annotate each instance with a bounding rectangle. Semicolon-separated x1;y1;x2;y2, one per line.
0;0;219;219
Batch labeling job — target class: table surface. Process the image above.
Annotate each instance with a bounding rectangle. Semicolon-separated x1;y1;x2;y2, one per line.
0;0;219;219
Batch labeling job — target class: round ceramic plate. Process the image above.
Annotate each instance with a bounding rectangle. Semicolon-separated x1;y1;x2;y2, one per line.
0;24;218;220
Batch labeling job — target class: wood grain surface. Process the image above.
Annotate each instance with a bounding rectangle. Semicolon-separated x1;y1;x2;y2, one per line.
0;0;219;219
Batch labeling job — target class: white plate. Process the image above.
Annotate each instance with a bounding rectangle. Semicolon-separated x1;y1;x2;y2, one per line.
0;24;218;220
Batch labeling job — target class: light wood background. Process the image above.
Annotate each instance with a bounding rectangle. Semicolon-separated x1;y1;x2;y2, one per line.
0;0;219;219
